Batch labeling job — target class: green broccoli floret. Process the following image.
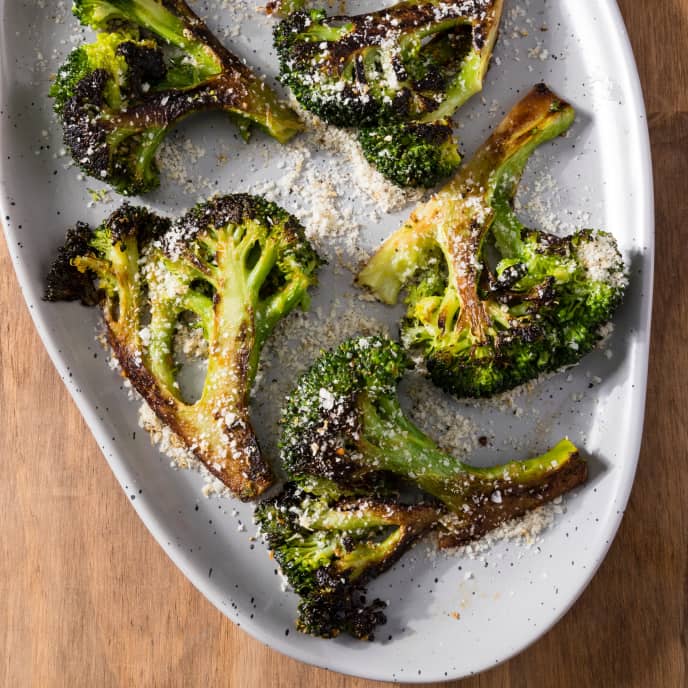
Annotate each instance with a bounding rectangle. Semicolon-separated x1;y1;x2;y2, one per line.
255;480;440;639
45;195;322;500
357;119;461;188
44;221;102;304
280;335;588;546
272;0;502;187
51;0;303;195
274;1;502;126
357;84;628;398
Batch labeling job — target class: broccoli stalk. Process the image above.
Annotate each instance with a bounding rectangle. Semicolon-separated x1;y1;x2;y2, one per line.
256;481;440;639
357;84;627;397
45;195;322;500
274;0;503;187
51;0;303;195
280;336;588;546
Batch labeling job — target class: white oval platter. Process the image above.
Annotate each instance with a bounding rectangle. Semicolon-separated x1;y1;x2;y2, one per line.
0;0;653;682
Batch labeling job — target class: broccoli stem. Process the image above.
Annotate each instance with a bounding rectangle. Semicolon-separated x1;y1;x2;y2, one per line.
356;223;437;304
339;528;408;582
486;105;574;258
300;507;409;582
300;22;353;43
490;193;526;258
95;72;301;193
146;268;213;398
75;235;143;347
255;273;313;359
133;127;167;180
418;48;483;122
147;293;181;395
358;394;584;522
108;72;301;147
199;247;254;411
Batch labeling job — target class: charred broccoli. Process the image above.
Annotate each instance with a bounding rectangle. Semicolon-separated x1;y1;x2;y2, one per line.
357;85;627;398
274;0;502;126
51;0;302;195
256;480;439;639
273;0;503;187
280;335;587;546
357;119;461;188
45;195;322;500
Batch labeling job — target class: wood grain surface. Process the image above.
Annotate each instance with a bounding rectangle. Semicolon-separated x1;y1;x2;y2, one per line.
1;1;686;686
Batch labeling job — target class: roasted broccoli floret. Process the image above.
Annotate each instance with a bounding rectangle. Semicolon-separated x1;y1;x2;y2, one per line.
357;85;627;397
273;0;502;187
280;335;588;546
256;480;439;639
357;119;461;188
51;0;302;195
44;221;103;304
274;0;502;127
45;195;322;500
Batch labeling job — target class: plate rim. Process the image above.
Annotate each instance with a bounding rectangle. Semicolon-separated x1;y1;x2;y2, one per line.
0;0;655;682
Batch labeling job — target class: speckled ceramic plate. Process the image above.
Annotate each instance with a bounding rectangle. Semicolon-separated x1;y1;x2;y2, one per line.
0;0;653;682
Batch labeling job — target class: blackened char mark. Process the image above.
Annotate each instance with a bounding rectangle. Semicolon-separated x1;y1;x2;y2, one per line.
62;69;111;178
117;42;167;96
44;222;100;305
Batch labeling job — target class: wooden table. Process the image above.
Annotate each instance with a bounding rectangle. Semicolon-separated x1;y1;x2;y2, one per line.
1;1;686;686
